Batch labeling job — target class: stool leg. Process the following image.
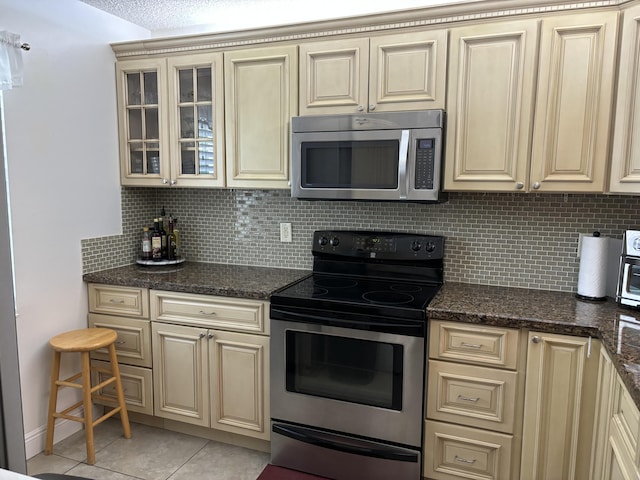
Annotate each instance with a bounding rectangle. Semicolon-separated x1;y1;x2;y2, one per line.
108;343;131;439
81;351;95;465
44;350;61;455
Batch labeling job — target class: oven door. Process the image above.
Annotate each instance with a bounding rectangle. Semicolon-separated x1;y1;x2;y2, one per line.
270;315;425;448
619;258;640;306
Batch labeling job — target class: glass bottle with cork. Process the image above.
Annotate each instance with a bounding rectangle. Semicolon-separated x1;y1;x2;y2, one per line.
141;227;152;260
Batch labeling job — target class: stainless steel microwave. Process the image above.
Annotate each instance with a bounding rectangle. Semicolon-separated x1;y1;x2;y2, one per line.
291;110;445;203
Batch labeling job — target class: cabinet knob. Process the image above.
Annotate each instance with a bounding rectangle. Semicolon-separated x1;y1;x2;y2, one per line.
369;104;376;111
170;179;176;186
516;182;524;190
357;105;364;112
532;182;541;190
199;333;206;339
532;335;541;344
208;333;214;339
161;178;168;185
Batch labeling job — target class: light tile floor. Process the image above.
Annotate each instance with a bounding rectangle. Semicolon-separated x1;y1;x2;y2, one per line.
27;419;270;480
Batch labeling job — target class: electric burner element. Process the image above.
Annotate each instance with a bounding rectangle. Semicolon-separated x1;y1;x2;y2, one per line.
362;291;415;305
312;287;328;296
313;278;358;289
390;284;423;293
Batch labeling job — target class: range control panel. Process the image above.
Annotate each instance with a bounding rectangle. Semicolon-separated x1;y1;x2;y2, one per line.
312;230;444;261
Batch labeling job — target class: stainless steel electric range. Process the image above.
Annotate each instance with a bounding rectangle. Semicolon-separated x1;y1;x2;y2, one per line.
269;230;444;480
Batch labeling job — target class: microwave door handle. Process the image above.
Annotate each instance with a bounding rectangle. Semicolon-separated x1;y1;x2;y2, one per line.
398;130;410;199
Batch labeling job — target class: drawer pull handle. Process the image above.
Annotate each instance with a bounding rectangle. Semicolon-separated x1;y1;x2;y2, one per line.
458;395;480;403
455;455;476;465
109;299;125;304
460;342;482;349
115;340;126;345
199;310;217;316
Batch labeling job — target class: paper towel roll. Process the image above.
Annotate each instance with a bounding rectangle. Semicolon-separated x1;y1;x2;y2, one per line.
577;233;608;300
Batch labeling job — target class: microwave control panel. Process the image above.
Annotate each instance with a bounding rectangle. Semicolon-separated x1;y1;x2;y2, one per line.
414;139;436;190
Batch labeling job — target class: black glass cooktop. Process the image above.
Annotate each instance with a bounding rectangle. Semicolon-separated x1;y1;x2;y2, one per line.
271;273;441;319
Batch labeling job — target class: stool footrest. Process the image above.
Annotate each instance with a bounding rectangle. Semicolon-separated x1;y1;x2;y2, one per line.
91;376;117;394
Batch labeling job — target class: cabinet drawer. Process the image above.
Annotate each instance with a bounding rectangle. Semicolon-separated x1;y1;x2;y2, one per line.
151;290;267;334
88;314;152;368
91;360;153;416
427;360;517;433
612;376;640;458
424;420;513;480
429;320;519;369
88;284;149;319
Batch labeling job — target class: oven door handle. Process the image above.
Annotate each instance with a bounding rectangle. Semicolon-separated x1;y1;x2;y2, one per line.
270;307;423;332
272;424;418;463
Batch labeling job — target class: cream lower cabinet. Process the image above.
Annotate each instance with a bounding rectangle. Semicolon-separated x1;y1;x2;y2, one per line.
425;320;522;480
150;290;270;440
520;332;601;480
87;284;154;415
224;45;297;189
591;348;640;480
298;30;446;115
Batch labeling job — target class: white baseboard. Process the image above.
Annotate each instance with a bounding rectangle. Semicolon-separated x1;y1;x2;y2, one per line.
24;406;101;459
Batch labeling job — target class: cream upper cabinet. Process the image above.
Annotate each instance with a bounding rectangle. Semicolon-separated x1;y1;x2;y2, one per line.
299;30;447;115
521;332;601;480
444;19;539;192
116;58;169;186
224;45;297;189
530;11;618;193
445;11;618;193
610;3;640;194
166;53;225;187
116;54;225;187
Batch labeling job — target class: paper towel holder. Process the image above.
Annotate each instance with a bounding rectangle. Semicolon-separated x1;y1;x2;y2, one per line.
576;231;608;302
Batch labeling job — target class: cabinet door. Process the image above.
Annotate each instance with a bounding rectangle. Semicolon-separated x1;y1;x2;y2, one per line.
152;322;209;427
116;58;170;186
167;53;225;187
444;20;538;192
530;11;618;193
521;333;600;480
590;348;615;480
224;45;297;189
299;38;369;115
369;30;447;112
209;330;269;440
610;4;640;193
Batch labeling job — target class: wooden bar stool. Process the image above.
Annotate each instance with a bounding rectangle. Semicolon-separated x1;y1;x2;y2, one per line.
44;328;131;464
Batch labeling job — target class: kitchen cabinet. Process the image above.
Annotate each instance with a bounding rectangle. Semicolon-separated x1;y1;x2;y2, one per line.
610;3;640;194
224;45;297;189
298;30;446;115
592;348;640;480
87;284;154;415
445;11;618;193
520;332;600;480
150;290;270;440
116;53;225;187
424;320;523;480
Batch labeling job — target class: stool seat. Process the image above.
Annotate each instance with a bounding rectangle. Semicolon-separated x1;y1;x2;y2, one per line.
49;328;117;352
45;327;130;465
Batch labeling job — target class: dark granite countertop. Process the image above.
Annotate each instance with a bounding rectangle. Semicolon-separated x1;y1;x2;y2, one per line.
428;282;640;409
82;262;311;301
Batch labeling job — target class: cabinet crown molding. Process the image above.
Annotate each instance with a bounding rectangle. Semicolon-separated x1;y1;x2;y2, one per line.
111;0;625;58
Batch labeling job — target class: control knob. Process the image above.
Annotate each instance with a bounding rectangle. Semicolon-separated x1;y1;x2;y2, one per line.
425;242;436;253
411;241;422;252
318;236;328;246
330;237;340;247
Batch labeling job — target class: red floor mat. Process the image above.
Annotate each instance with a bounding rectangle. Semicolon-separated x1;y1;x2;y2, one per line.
256;464;331;480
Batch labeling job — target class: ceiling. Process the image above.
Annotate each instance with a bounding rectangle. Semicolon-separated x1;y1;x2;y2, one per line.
79;0;476;35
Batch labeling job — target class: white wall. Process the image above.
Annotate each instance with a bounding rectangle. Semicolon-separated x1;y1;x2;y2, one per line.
0;0;149;458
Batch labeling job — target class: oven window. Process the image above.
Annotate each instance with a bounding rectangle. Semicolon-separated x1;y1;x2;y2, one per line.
629;265;640;294
285;330;403;410
301;140;399;189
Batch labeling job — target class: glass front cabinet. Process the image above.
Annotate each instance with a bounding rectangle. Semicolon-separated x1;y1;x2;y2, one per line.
116;54;225;187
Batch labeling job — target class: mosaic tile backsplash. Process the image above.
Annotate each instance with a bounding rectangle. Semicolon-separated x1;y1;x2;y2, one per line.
81;187;640;293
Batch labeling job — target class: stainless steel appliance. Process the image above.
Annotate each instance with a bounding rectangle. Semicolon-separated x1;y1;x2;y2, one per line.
270;230;444;480
617;230;640;308
291;110;445;203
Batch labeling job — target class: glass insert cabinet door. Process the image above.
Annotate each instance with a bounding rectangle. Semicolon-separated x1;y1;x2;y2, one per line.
116;58;170;186
167;53;225;187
